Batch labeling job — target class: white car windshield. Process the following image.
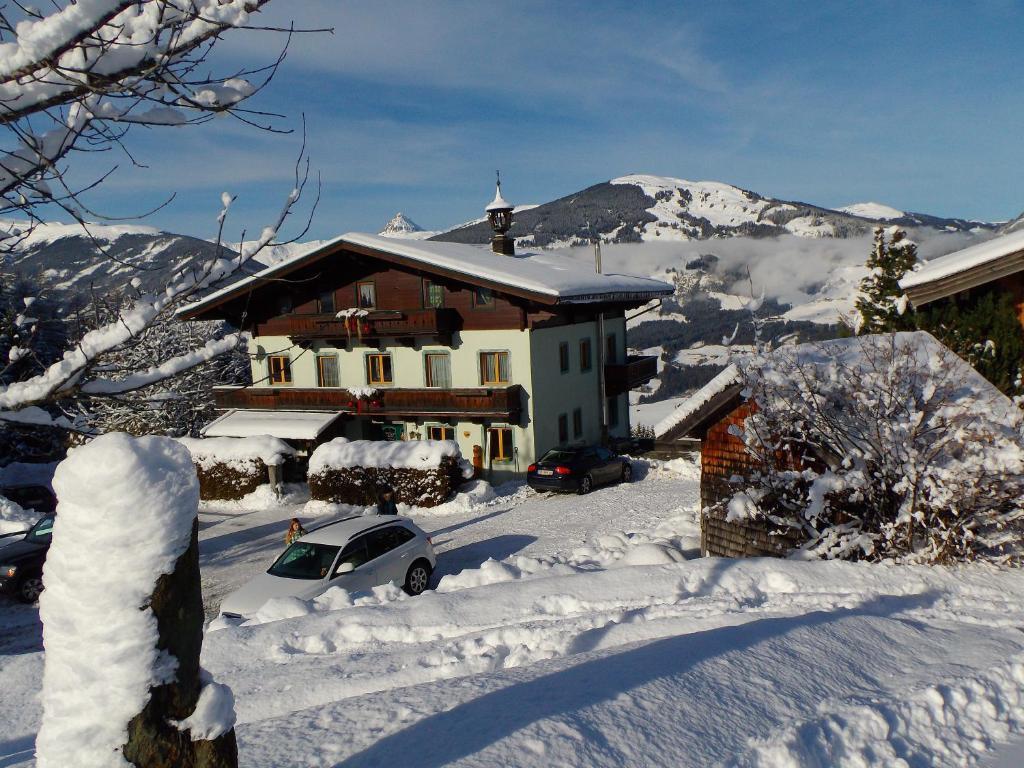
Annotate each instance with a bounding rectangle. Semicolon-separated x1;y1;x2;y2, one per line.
268;541;340;580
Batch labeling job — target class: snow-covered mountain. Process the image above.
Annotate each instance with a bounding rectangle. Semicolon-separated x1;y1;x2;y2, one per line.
378;212;436;240
433;174;995;248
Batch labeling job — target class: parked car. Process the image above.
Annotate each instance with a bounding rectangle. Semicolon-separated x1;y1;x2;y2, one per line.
219;515;436;619
1;484;57;514
0;514;53;603
527;445;632;494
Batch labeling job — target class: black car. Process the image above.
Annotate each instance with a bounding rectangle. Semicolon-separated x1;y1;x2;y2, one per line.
527;446;632;494
0;514;53;603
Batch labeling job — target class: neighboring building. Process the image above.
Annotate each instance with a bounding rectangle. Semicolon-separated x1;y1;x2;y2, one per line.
900;229;1024;320
658;332;1017;558
178;183;673;481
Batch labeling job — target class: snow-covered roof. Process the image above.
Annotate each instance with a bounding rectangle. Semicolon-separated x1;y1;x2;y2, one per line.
899;229;1024;304
657;332;1016;440
654;364;741;439
178;232;673;318
485;183;513;212
201;409;343;441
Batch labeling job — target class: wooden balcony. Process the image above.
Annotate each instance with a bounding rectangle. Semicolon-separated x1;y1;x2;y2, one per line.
213;384;523;423
605;355;659;396
259;308;461;345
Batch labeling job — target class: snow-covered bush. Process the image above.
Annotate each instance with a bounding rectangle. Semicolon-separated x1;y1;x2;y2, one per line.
308;438;472;508
177;436;295;500
37;433;237;767
725;332;1024;563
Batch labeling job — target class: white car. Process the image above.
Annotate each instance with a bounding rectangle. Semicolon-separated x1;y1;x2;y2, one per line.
219;515;436;618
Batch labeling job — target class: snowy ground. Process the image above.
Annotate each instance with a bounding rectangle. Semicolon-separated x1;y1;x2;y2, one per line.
6;459;1024;766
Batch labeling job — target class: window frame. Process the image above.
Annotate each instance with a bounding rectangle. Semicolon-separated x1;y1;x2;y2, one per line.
479;350;511;386
422;278;445;309
606;332;617;364
558;413;569;444
488;425;514;463
423;351;452;388
472;286;495;309
268;354;292;385
426;423;456;441
580;337;592;372
558;341;570;374
316;354;340;388
317;290;336;314
365;352;393;386
572;407;583;439
356;280;377;309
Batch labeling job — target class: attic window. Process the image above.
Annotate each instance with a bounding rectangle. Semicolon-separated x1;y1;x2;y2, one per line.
473;287;494;308
357;281;376;309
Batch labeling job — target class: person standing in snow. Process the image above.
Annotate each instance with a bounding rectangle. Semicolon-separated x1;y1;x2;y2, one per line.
285;518;306;546
376;485;398;516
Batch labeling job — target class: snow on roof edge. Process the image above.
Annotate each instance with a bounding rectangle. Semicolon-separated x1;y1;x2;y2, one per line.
900;229;1024;290
178;232;673;317
654;364;742;438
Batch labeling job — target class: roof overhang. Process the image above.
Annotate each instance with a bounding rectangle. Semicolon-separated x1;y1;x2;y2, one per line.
177;234;673;321
902;248;1024;307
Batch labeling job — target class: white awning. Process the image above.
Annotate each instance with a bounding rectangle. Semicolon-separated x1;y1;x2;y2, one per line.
201;410;343;441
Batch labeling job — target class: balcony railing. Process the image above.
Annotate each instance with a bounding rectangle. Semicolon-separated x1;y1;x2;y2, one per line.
259;308;460;344
604;355;659;396
213;384;523;422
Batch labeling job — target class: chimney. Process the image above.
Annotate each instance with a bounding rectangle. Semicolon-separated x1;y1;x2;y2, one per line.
485;171;515;255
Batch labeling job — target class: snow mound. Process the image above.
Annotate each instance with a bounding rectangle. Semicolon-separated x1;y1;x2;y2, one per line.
36;434;200;768
173;674;236;742
309;438;472;478
0;494;38;535
176;435;295;469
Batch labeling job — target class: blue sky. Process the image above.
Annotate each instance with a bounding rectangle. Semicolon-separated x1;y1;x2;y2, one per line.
72;1;1024;240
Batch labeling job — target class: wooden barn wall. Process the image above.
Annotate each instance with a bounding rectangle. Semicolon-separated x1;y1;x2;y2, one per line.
699;401;806;559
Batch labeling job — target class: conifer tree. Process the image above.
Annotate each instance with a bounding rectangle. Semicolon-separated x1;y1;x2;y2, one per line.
855;227;919;334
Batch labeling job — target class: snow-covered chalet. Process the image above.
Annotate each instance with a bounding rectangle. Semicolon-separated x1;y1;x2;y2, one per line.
178;182;673;480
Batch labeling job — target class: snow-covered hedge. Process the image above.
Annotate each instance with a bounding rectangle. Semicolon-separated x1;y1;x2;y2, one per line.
308;438;472;508
721;332;1024;564
177;435;295;501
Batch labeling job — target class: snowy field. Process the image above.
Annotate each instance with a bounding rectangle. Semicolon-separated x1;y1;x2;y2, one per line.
5;459;1024;766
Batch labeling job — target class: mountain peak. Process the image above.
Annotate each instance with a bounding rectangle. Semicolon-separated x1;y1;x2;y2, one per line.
380;212;424;236
837;202;905;221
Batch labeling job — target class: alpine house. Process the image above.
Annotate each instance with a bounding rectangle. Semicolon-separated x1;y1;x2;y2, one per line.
178;181;673;480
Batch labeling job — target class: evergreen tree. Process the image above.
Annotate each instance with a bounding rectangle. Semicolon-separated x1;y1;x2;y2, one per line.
855;226;919;334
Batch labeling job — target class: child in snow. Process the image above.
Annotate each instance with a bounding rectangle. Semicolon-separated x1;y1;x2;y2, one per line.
285;518;306;546
376;485;398;516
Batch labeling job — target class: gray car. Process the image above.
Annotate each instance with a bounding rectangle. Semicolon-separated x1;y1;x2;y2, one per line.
219;515;436;619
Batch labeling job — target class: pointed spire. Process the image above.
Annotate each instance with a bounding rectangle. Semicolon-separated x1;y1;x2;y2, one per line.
485;170;513;212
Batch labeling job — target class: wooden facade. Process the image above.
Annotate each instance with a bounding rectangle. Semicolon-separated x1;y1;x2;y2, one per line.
212;384;524;422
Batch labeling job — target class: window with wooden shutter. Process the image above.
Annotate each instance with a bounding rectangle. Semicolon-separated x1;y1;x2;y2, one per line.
480;351;510;385
268;355;291;385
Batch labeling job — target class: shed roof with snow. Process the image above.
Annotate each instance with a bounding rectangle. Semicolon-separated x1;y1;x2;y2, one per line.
656;332;1015;442
201;409;344;442
899;229;1024;306
177;232;673;320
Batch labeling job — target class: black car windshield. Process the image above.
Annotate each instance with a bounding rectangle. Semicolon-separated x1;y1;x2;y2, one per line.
25;516;54;544
540;449;578;463
268;542;340;580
